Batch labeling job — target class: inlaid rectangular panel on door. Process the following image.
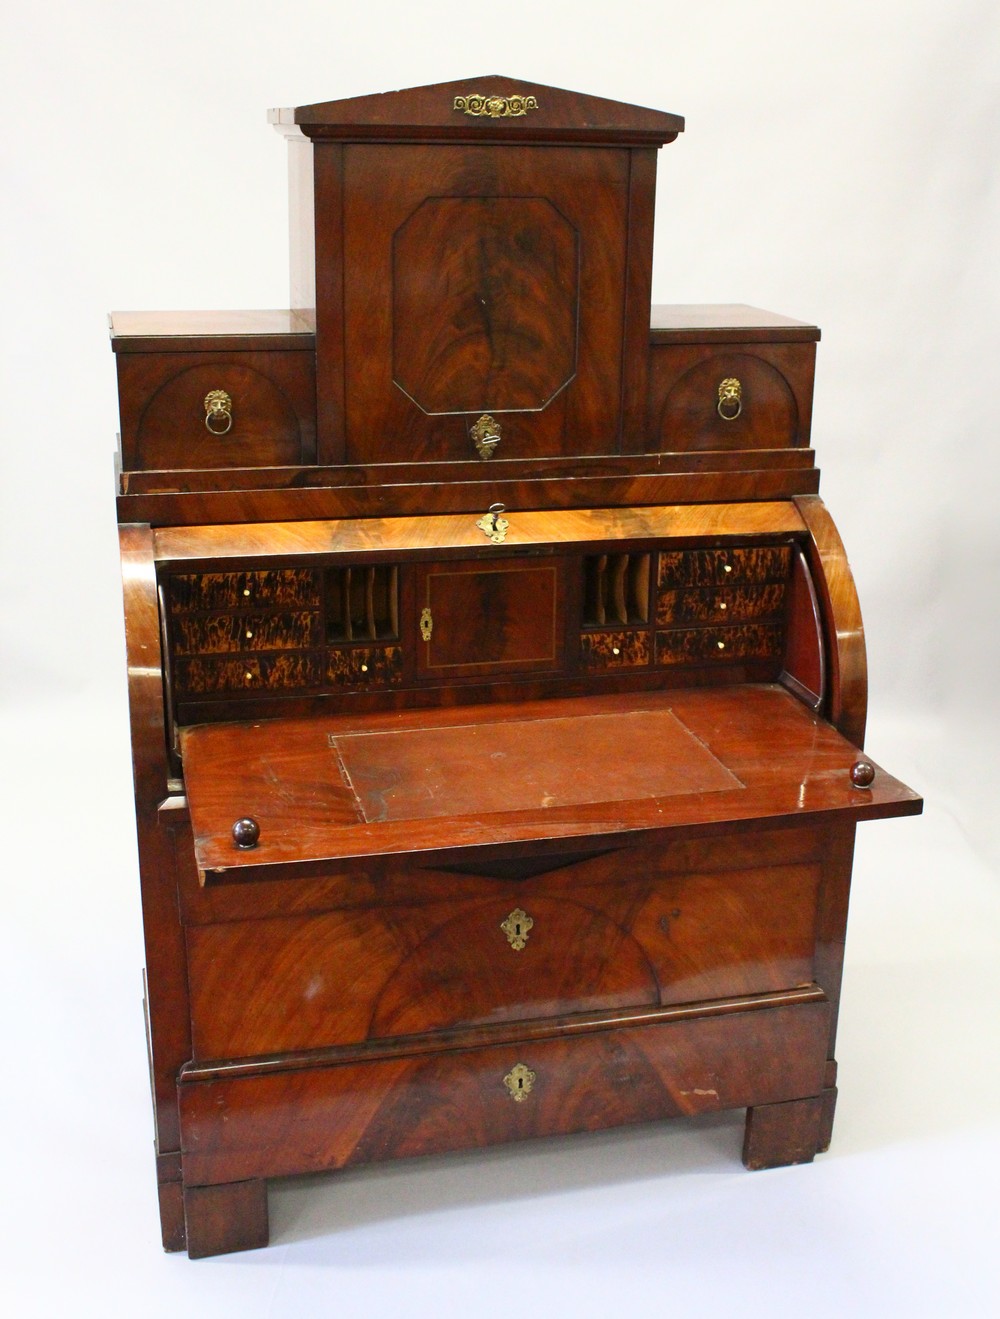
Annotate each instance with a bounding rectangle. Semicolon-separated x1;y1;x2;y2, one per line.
414;556;569;682
337;145;632;464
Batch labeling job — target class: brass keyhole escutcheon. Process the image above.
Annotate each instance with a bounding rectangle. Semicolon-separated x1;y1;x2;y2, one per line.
470;413;501;460
501;907;533;951
475;502;509;544
503;1063;536;1103
420;607;433;642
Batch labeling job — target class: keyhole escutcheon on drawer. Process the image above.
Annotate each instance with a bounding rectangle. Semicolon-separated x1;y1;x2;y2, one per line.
501;907;534;951
503;1063;536;1103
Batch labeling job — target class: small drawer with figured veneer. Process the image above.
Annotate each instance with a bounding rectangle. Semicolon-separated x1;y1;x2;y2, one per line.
168;569;322;614
113;346;316;472
656;583;787;627
579;630;650;671
658;546;792;590
654;624;783;667
174;653;323;696
326;645;404;690
172;611;321;656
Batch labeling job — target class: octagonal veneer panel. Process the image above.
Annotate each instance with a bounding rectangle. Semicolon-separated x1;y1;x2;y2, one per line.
392;196;579;415
338;143;633;463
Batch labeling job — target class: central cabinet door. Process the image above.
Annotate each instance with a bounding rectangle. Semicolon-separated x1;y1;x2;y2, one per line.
340;144;630;464
416;557;568;682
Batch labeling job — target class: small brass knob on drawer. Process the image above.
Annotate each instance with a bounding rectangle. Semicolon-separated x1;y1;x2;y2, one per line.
204;389;233;436
717;377;742;421
231;817;260;849
503;1063;536;1102
850;760;876;789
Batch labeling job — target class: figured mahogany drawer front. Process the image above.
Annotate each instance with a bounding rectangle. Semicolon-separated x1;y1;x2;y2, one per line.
579;630;651;671
168;570;322;614
656;583;787;626
174;653;323;695
179;999;832;1185
172;611;321;656
658;545;792;589
646;343;815;452
186;860;821;1061
325;645;404;690
115;350;316;471
654;624;783;667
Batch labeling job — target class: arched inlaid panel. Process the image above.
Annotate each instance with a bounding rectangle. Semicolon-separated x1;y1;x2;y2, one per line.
136;362;304;469
656;352;799;451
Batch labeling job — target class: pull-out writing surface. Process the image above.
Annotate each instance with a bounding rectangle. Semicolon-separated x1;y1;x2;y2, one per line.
181;685;920;882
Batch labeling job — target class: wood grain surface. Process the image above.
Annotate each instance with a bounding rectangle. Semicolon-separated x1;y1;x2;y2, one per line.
152;503;808;564
178;996;829;1186
180;685;921;880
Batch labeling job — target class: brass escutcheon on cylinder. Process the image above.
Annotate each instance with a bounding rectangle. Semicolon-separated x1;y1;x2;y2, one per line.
475;502;509;544
717;377;742;421
204;389;233;435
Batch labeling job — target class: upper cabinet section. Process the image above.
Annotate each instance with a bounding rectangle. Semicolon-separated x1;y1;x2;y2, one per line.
111;80;826;521
273;77;684;464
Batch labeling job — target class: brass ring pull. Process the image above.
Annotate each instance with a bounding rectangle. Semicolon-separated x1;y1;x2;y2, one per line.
204;389;233;435
717;377;742;421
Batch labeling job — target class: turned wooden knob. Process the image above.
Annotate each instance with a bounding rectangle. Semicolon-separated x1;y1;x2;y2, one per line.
850;761;875;789
232;817;260;849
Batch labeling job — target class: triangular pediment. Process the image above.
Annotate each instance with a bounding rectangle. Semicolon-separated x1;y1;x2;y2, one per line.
270;75;683;145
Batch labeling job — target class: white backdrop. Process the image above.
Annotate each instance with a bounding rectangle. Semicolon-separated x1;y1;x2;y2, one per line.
2;3;998;1314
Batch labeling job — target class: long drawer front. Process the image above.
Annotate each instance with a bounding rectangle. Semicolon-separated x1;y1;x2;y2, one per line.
186;851;822;1060
178;995;831;1185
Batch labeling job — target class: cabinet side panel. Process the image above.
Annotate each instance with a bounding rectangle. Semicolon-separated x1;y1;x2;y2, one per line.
620;148;657;451
313;143;346;463
120;525;191;1153
288;136;316;314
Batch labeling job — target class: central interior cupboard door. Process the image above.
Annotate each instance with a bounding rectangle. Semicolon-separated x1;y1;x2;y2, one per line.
340;145;631;464
415;557;568;682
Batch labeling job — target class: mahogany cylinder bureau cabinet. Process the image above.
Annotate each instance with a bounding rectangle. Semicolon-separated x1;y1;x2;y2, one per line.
111;77;921;1258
